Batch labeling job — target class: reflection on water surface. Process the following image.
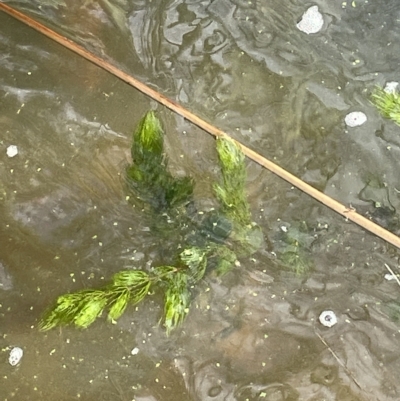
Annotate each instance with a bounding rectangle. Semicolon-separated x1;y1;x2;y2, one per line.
2;1;400;400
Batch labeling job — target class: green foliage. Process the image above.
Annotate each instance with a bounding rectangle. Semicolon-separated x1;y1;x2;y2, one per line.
40;271;152;330
276;223;314;275
163;272;190;335
211;244;238;275
41;111;264;334
213;137;251;227
179;247;207;282
371;86;400;126
126;111;194;211
280;250;312;276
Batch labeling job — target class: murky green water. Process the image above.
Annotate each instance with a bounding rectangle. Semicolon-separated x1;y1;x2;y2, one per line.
2;1;400;400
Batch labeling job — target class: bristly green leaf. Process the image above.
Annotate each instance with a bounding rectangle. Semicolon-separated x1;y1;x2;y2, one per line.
131;111;164;165
112;270;150;287
39;293;84;331
108;288;131;321
74;292;108;328
129;280;152;305
163;272;190;335
179;247;207;282
371;86;400;126
214;137;252;227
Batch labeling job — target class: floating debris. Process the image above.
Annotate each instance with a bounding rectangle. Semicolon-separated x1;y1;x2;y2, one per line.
345;111;367;127
131;347;140;355
297;6;324;34
8;347;23;366
384;273;397;281
6;145;18;158
319;310;337;327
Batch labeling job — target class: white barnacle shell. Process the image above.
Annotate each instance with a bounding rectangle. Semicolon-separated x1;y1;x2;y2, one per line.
297;6;324;34
9;347;23;366
319;310;337;327
345;111;367;127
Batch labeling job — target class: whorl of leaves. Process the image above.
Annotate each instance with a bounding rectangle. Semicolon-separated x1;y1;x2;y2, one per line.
126;111;194;210
39;271;152;331
371;86;400;126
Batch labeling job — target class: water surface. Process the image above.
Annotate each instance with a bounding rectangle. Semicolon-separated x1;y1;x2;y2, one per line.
2;2;400;400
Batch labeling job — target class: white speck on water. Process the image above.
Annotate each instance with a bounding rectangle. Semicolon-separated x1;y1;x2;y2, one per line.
297;6;324;34
6;145;18;158
131;347;140;355
345;111;367;127
9;347;23;366
319;310;337;327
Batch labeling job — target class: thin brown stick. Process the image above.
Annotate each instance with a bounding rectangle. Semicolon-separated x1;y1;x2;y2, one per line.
2;3;400;249
315;331;363;391
384;263;400;287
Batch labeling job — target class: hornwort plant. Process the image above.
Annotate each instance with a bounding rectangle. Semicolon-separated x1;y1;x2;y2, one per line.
40;111;264;334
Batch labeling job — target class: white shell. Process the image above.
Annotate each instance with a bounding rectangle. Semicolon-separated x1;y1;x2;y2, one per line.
384;81;399;94
297;6;324;34
345;111;367;127
9;347;23;366
319;310;337;327
6;145;18;158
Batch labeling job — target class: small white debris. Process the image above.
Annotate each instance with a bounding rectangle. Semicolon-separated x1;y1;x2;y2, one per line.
131;347;140;355
384;273;397;281
345;111;367;127
280;226;288;233
9;347;23;366
384;81;399;94
297;6;324;34
319;310;337;327
6;145;18;158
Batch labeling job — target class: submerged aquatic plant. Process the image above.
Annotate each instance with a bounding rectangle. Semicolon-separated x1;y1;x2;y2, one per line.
40;111;262;334
371;86;400;126
214;138;251;226
276;222;314;275
126;110;194;211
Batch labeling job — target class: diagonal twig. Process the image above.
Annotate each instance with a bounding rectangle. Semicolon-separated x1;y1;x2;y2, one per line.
1;3;400;250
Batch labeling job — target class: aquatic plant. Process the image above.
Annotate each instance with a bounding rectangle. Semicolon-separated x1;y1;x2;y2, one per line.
126;110;194;211
40;111;262;334
275;222;314;275
371;86;400;126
